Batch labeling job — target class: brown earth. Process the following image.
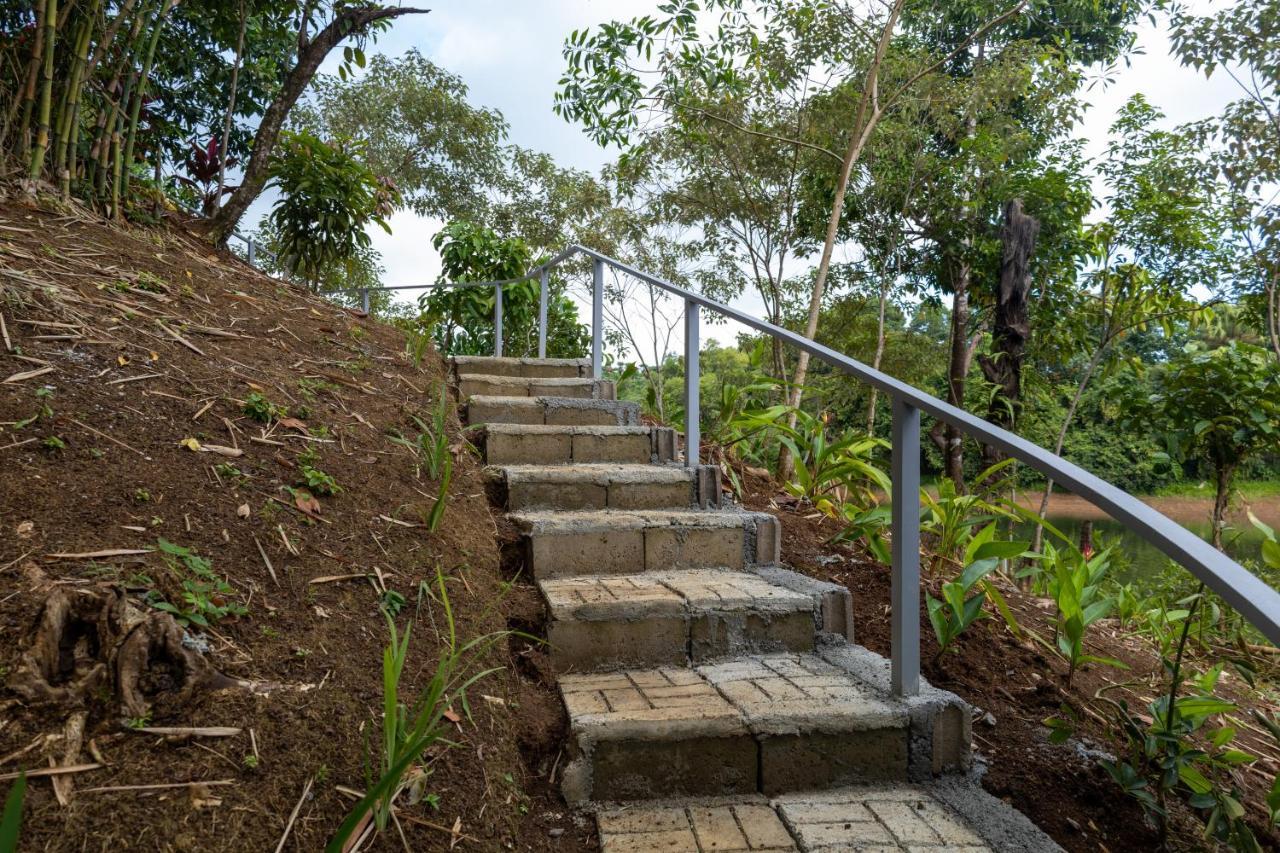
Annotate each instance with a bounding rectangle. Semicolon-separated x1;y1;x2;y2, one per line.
0;195;594;851
738;473;1280;853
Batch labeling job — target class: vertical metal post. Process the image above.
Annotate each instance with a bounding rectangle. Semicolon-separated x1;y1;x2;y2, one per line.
360;288;370;315
246;238;255;267
494;284;504;358
538;268;549;359
591;259;604;378
891;398;921;697
684;299;700;468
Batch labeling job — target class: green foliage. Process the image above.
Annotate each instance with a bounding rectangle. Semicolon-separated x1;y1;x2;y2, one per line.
1040;543;1124;686
266;130;399;290
147;538;246;628
379;589;406;618
242;392;286;423
327;570;507;848
419;221;588;358
1;772;25;853
388;386;452;482
926;523;1025;662
297;465;340;496
776;411;890;514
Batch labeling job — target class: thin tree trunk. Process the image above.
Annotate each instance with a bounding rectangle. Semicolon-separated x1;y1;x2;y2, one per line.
936;266;971;486
1212;464;1235;551
866;277;889;433
54;3;99;197
207;5;429;245
8;3;48;157
979;198;1040;472
84;0;138;78
1267;273;1280;365
216;0;248;209
120;0;178;200
1030;346;1106;554
27;0;58;182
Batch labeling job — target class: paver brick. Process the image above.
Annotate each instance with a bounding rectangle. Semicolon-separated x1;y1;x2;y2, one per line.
598;803;797;852
773;786;995;852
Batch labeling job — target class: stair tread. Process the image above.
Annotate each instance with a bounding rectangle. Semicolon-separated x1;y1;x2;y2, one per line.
494;463;696;482
482;423;657;435
512;507;771;529
540;568;814;620
560;651;906;742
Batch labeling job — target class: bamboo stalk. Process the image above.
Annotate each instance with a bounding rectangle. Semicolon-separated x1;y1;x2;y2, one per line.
27;0;58;180
120;0;179;200
54;2;100;197
9;2;47;159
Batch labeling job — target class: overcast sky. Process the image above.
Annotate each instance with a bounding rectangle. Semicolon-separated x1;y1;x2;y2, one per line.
255;1;1240;355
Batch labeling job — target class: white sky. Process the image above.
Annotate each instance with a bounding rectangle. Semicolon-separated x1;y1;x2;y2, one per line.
247;1;1242;358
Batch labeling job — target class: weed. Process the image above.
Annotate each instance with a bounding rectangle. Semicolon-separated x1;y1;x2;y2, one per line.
424;455;452;532
242;391;286;423
388;386;451;481
214;463;249;484
297;465;340;496
125;713;151;730
380;589;407;618
242;754;259;770
260;625;280;640
328;570;509;849
294;648;311;659
40;435;66;453
315;764;329;784
133;487;151;503
146;538;247;628
1;771;26;851
16;386;55;429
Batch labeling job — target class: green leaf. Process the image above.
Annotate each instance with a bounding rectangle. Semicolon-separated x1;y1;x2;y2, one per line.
0;772;25;853
972;539;1030;560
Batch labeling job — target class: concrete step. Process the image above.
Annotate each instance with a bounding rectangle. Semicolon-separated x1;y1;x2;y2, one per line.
458;374;615;400
540;567;853;673
451;355;590;379
466;395;640;427
559;649;972;804
490;463;721;511
594;781;1060;852
479;423;677;466
511;508;781;579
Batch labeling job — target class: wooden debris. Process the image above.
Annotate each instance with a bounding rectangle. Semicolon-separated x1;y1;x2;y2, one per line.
69;417;146;457
133;727;242;738
105;373;163;386
252;535;279;586
273;775;314;853
308;573;372;585
2;365;55;384
77;779;233;794
0;763;101;782
155;320;205;355
45;548;152;560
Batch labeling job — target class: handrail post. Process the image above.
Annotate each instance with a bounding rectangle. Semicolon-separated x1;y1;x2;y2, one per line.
684;299;700;468
538;268;549;359
246;238;255;267
360;288;369;315
494;283;504;358
591;259;604;378
891;398;921;697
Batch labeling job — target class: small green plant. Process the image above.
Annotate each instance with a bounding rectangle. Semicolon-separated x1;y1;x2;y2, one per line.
327;570;508;850
146;538;247;628
40;435;66;453
16;387;55;430
424;454;452;532
775;410;890;514
1040;542;1125;687
242;754;259;770
298;465;340;496
389;386;452;481
214;463;249;484
296;445;321;467
380;589;407;617
1;771;26;852
242;391;286;423
125;713;152;730
926;523;1027;663
133;487;151;503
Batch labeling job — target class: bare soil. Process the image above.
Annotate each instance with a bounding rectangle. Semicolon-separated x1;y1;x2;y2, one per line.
0;195;594;851
739;473;1280;853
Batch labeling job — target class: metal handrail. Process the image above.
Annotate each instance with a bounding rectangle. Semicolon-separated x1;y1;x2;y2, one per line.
366;243;1280;687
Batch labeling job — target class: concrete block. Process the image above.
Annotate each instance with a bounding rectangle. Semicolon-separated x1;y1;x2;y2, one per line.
651;427;678;463
751;565;855;641
573;431;651;463
818;642;973;779
646;526;744;570
753;515;782;564
528;526;645;578
466;396;544;425
483;428;573;465
451;356;589;379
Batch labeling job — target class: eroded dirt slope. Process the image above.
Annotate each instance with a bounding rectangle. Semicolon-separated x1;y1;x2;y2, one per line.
0;198;592;851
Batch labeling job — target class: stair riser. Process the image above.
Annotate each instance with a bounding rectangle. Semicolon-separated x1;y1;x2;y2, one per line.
483;429;676;466
459;377;615;399
506;479;696;511
548;610;816;673
467;398;639;427
526;518;780;579
452;356;589;379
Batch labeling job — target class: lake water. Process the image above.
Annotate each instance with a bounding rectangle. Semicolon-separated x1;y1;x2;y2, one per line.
1014;494;1278;584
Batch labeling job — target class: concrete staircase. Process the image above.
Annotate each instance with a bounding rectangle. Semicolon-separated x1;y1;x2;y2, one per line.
454;355;1062;853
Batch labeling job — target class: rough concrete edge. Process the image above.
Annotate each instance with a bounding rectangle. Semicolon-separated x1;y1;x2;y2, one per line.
748;564;854;641
930;774;1066;853
817;642;973;781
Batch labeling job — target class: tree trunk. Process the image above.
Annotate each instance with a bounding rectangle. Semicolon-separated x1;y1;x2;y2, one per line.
27;0;58;182
1212;463;1235;551
979;198;1040;471
217;0;248;208
930;263;971;487
206;6;429;245
865;276;889;433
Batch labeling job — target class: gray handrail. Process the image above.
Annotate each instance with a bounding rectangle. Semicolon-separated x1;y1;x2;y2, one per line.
360;243;1280;681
